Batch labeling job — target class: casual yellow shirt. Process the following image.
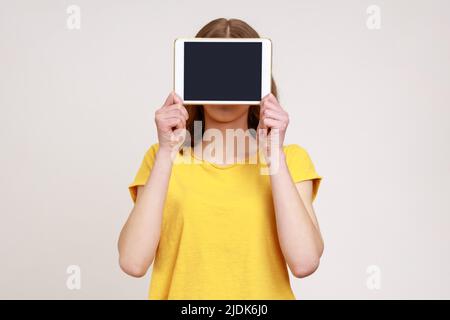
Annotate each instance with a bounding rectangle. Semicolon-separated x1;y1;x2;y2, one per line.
129;143;321;299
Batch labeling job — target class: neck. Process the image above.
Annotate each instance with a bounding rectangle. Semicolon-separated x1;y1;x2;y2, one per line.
203;110;249;133
199;111;256;164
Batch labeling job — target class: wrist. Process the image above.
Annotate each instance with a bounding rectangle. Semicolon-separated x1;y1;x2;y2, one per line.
156;146;177;163
267;148;287;176
266;147;285;164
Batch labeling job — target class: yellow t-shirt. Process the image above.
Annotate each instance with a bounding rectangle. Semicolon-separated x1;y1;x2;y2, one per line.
128;143;322;300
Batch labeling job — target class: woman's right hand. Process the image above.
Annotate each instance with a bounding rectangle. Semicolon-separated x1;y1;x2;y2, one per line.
155;92;189;154
119;91;187;277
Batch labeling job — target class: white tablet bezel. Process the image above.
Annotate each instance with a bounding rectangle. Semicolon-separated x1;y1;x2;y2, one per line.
174;38;272;105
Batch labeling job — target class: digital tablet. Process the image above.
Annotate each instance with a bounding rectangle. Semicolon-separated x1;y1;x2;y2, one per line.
174;38;272;105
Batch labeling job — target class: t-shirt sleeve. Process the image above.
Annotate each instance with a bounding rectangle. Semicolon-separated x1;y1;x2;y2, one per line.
284;144;322;202
128;143;159;203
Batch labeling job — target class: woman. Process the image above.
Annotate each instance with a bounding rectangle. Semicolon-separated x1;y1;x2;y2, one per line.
118;18;323;300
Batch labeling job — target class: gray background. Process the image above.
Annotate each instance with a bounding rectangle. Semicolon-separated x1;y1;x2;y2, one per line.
0;0;449;299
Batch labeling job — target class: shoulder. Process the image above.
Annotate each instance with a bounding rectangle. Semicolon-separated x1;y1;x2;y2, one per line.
282;143;321;181
144;143;160;161
149;142;160;153
283;143;307;153
282;144;322;200
129;143;160;202
283;143;311;162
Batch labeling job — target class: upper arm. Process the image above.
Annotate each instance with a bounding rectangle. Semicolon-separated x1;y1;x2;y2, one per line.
284;144;322;202
135;185;145;203
128;143;159;202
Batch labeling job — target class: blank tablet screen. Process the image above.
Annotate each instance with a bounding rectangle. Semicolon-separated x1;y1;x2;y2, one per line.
184;42;262;101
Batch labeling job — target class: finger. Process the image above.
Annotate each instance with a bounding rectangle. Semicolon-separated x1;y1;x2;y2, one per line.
262;102;288;122
261;92;277;105
263;108;287;121
163;91;176;107
165;116;186;129
159;108;185;119
174;116;187;130
177;104;189;120
261;93;271;103
261;92;275;103
262;100;284;113
163;104;189;120
259;109;267;129
173;92;184;105
165;114;186;125
263;117;285;129
257;125;268;144
266;93;278;104
175;118;186;130
258;121;267;131
262;100;278;109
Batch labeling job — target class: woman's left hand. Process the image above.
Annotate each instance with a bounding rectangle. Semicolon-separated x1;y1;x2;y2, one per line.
257;93;289;162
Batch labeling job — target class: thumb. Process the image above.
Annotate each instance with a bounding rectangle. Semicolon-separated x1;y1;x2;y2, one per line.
163;91;176;107
173;92;184;105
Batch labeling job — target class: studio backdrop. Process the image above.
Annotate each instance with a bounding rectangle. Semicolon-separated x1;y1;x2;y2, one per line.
0;0;449;299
